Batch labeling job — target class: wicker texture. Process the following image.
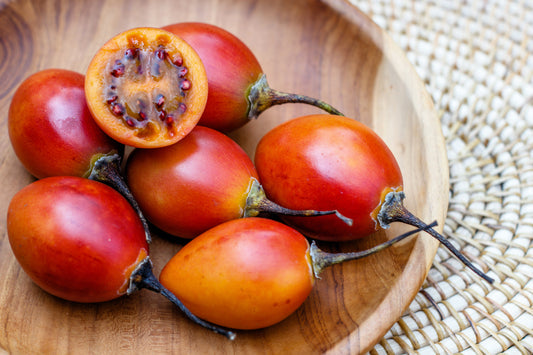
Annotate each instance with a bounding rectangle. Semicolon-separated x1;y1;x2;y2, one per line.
347;1;533;354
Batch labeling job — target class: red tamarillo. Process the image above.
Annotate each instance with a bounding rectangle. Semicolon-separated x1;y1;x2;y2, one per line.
163;22;343;132
126;126;350;239
255;114;494;283
7;176;235;339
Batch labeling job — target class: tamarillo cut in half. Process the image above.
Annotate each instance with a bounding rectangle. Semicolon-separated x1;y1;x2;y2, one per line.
85;27;208;148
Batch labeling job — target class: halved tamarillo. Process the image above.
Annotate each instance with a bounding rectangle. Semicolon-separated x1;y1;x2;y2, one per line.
162;22;343;132
6;176;235;339
85;27;208;148
125;126;350;239
159;217;435;330
254;114;494;283
8;68;151;243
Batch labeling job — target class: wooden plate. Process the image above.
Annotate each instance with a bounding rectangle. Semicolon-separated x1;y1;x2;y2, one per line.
0;0;449;353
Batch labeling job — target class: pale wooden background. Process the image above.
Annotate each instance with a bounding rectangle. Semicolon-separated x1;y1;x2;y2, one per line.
0;0;448;353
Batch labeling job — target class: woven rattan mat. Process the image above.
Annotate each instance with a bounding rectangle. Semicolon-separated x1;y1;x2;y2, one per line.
345;1;533;354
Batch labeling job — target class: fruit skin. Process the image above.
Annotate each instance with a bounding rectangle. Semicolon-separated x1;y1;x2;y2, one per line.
7;176;148;303
254;114;403;241
85;27;208;148
159;217;314;330
163;22;263;132
126;126;258;239
8;69;122;179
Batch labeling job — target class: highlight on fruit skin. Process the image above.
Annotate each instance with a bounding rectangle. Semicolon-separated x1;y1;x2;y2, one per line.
159;217;437;330
85;27;208;148
255;114;494;284
125;125;351;239
163;22;343;133
255;114;403;241
6;176;236;340
8;68;122;180
7;68;152;244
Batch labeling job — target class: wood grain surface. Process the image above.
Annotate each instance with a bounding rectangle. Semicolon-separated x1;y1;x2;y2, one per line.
0;0;449;353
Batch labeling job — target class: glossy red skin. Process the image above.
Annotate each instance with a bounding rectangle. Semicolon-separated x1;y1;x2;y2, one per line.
7;176;148;303
126;126;258;239
163;22;263;132
255;114;403;241
8;69;122;179
159;217;314;330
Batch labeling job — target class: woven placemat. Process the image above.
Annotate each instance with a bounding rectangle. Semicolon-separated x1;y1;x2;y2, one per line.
346;1;533;354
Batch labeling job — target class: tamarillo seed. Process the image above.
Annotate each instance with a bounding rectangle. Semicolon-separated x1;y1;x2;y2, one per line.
173;56;183;66
178;67;188;78
155;47;168;60
180;79;191;91
125;48;139;60
106;94;118;104
178;103;187;114
111;60;125;77
85;27;208;148
125;117;136;127
155;94;165;108
111;103;125;116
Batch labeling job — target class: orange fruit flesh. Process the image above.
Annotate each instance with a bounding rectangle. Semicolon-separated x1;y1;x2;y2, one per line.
85;28;208;148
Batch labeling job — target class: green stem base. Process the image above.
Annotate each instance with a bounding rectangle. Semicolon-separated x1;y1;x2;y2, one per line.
244;178;353;226
247;74;344;119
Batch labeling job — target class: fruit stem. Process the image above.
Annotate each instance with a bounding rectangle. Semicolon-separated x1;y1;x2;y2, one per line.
310;222;438;277
88;153;152;244
377;191;494;284
244;178;353;226
247;74;344;119
129;257;236;340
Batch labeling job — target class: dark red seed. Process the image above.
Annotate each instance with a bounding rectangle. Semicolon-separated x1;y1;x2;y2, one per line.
124;48;139;60
106;94;118;104
111;60;125;77
178;102;187;114
155;47;168;60
139;111;146;121
166;115;174;125
180;79;191;91
111;103;125;116
125;117;135;127
155;94;165;108
178;67;188;78
173;56;183;66
158;110;167;121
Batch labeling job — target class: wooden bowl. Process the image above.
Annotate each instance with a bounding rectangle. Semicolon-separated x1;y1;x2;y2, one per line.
0;0;449;353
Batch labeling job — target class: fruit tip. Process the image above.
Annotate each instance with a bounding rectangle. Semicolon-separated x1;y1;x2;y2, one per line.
227;331;237;341
335;211;353;226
